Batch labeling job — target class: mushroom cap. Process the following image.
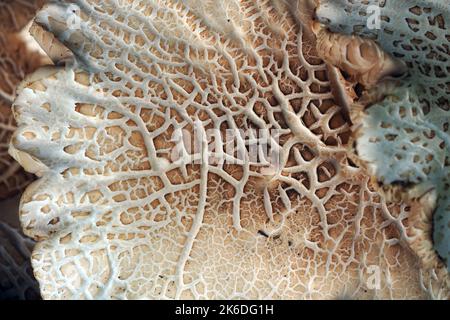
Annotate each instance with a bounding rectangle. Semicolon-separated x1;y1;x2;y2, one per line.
0;0;49;300
0;0;47;32
316;0;450;276
0;34;41;199
0;196;39;300
10;0;448;299
0;5;49;199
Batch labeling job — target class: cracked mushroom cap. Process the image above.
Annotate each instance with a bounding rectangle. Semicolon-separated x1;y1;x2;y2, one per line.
0;33;44;199
315;0;450;276
0;0;48;301
10;0;448;299
0;0;49;199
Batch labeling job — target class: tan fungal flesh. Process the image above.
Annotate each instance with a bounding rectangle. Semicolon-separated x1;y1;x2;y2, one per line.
0;0;50;300
10;0;449;299
0;33;45;199
0;0;48;199
313;24;406;89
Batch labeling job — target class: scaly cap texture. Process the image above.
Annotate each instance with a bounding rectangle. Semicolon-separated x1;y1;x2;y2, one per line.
11;0;448;299
316;0;450;274
0;0;48;199
0;34;44;199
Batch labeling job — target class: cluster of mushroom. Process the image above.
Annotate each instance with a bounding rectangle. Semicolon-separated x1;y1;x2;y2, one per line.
0;0;48;299
0;0;448;299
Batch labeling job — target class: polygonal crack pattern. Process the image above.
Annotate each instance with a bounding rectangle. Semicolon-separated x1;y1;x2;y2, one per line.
317;0;449;273
0;24;44;199
11;0;447;299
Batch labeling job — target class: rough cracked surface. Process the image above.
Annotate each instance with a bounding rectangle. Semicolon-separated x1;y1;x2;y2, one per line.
356;85;450;272
316;0;450;272
317;0;450;104
11;0;448;299
0;38;36;199
0;3;47;199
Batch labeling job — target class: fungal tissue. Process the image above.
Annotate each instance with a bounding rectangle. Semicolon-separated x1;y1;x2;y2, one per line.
0;0;448;300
